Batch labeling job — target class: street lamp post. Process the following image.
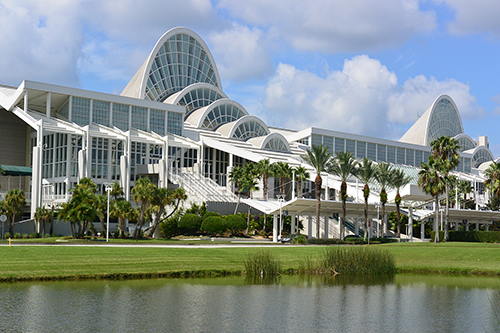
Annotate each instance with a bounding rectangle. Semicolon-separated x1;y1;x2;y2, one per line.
105;184;113;242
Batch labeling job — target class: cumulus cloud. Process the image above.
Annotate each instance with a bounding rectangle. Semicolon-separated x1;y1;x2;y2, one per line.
0;0;219;88
262;55;482;139
217;0;437;53
438;0;500;36
209;24;273;81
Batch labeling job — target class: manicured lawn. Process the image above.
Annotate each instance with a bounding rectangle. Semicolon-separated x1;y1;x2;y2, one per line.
0;242;499;281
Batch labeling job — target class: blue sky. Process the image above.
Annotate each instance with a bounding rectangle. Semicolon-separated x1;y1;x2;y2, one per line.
2;0;500;155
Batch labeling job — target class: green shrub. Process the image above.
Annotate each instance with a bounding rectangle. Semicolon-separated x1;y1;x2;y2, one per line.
159;212;181;239
202;211;220;221
291;234;307;244
225;214;246;233
432;230;500;243
178;213;202;235
35;233;41;238
22;233;28;239
29;232;36;239
4;232;10;239
307;238;344;245
201;216;227;236
13;233;21;239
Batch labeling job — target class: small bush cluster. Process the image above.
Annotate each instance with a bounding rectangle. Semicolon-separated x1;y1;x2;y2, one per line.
201;216;226;235
178;214;202;235
291;234;307;244
3;232;10;239
431;230;500;243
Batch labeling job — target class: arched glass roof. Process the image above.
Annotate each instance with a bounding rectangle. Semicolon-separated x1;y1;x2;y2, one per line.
264;137;289;152
426;96;464;144
472;146;494;168
217;115;270;140
144;29;221;102
454;133;476;152
248;133;291;153
186;99;249;130
167;83;227;119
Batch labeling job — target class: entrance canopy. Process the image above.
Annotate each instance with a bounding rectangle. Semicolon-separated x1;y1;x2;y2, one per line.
266;198;397;217
403;208;500;223
0;165;32;176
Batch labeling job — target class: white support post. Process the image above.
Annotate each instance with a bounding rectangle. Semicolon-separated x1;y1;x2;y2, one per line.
408;206;413;241
46;92;51;117
291;215;296;234
273;214;278;243
308;216;312;238
421;220;425;240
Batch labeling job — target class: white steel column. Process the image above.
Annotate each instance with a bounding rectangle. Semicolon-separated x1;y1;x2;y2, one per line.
307;216;312;238
421;219;425;240
408;206;413;241
46;92;51;117
291;215;296;234
273;214;278;243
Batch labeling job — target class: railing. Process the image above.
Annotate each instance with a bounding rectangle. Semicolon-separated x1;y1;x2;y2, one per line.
41;194;72;207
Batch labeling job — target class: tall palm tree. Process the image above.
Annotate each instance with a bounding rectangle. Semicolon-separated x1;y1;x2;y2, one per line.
485;161;500;199
69;177;98;238
390;169;412;238
110;199;133;238
34;206;50;237
110;181;124;201
374;163;393;237
354;157;377;240
272;161;292;196
302;145;333;239
147;187;187;237
256;159;273;200
328;151;359;240
131;177;155;238
94;194;108;237
430;136;460;240
418;157;445;243
4;189;26;235
458;180;472;209
229;166;244;214
294;166;310;199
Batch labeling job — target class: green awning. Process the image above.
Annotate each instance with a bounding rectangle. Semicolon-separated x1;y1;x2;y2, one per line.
0;165;32;176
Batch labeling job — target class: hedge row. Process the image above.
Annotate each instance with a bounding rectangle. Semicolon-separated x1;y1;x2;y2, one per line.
431;231;500;243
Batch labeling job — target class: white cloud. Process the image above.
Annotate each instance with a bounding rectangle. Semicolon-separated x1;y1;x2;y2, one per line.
262;55;482;139
209;24;273;81
437;0;500;36
217;0;437;53
0;0;84;86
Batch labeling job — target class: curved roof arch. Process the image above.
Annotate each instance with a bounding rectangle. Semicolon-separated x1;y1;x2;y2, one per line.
471;146;494;168
454;133;476;152
247;132;291;153
216;115;270;140
121;27;222;102
400;94;464;146
165;83;227;119
186;98;249;130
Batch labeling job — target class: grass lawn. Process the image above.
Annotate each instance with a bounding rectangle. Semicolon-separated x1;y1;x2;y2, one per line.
0;242;499;281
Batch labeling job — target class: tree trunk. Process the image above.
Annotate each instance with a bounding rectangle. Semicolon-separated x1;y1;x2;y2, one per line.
315;175;322;239
246;206;251;234
148;206;165;238
340;181;347;240
133;201;147;238
298;180;302;199
381;203;386;238
434;195;440;243
9;214;15;235
396;200;401;238
100;217;106;238
364;196;368;241
445;185;449;241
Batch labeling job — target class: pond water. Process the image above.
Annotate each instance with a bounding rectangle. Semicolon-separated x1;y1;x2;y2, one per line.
0;274;498;332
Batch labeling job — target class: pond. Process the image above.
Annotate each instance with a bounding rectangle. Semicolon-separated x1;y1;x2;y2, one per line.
0;274;498;332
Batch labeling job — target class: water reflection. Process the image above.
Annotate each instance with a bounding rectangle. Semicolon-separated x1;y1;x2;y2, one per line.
0;275;498;333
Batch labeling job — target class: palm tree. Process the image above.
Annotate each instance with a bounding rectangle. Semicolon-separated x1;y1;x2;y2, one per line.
294;166;310;199
94;194;108;237
390;169;412;238
354;157;377;240
374;163;393;237
328;151;359;240
229;166;244;214
69;177;98;238
110;181;124;201
485;161;500;199
458;180;472;209
147;187;187;237
430;136;460;240
110;199;133;238
272;161;292;196
302;145;333;239
131;177;155;238
256;159;273;200
418;157;445;243
34;206;50;237
4;189;26;235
